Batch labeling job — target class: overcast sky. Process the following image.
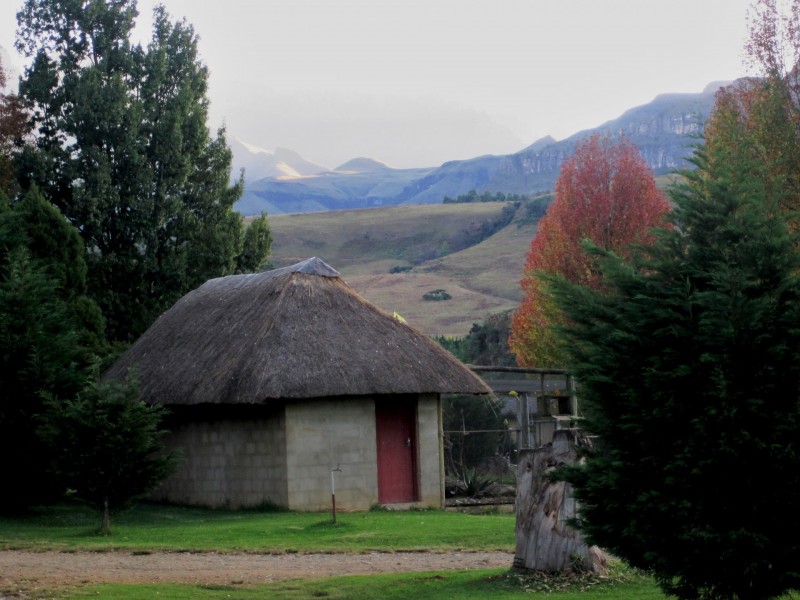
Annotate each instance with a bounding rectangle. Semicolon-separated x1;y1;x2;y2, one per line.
2;0;753;168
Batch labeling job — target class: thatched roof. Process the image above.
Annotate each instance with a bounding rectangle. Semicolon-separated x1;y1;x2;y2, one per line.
104;257;491;404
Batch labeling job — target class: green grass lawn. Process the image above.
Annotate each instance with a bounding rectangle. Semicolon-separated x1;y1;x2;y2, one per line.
0;502;514;553
0;502;670;599
60;568;667;599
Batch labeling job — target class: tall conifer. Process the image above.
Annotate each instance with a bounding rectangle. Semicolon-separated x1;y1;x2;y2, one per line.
15;1;269;341
553;137;800;599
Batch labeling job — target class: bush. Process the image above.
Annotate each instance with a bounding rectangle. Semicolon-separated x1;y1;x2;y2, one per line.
422;289;451;301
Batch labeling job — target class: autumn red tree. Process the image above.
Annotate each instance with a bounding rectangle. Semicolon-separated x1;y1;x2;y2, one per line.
509;134;670;367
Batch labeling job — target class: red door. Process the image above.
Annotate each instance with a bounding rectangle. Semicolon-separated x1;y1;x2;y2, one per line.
375;398;419;503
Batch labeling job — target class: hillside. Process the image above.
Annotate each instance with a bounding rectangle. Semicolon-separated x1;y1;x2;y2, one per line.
267;200;549;336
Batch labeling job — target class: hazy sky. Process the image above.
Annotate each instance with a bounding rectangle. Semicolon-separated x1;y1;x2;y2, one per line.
2;0;753;168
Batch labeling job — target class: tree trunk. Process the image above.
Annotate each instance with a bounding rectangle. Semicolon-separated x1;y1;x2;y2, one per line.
513;429;607;574
99;497;111;536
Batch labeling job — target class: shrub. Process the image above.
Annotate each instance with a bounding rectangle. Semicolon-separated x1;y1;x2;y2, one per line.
422;289;451;301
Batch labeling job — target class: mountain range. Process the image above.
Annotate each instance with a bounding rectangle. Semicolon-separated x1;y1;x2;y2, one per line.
233;81;729;216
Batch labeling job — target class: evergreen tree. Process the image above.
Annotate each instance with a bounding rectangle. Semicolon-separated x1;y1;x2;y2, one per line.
14;1;270;341
0;186;102;509
236;213;273;273
0;246;87;509
41;378;178;534
0;186;105;355
552;142;800;599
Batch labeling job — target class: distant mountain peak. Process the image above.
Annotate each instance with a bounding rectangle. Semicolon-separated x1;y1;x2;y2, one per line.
235;138;273;155
230;138;329;183
334;157;391;173
522;135;557;153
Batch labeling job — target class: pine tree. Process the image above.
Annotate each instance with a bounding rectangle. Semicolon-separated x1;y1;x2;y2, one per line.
552;141;800;599
0;246;87;509
41;378;177;534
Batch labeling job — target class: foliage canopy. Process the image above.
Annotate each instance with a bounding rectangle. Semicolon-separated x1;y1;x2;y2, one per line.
14;0;269;341
509;134;669;367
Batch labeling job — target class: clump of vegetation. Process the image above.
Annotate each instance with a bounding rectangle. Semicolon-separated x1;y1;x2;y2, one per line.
500;560;648;594
516;195;554;227
422;289;451;301
434;310;516;366
458;469;497;498
443;190;540;204
389;265;412;273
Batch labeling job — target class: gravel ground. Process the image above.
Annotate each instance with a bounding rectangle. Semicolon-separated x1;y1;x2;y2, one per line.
0;549;514;590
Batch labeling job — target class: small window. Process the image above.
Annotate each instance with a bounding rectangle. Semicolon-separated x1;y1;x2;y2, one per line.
546;395;572;416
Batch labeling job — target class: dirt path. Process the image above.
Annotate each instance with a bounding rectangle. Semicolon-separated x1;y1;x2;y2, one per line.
0;549;514;587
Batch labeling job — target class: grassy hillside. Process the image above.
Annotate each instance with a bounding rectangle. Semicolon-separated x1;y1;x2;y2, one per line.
266;202;545;337
346;273;518;336
420;214;538;303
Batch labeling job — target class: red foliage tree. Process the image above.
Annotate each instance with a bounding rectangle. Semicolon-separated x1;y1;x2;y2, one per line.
509;134;670;367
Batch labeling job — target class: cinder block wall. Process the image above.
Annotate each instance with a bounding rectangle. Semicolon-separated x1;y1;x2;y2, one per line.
285;397;379;511
416;393;445;507
285;395;445;511
152;410;288;508
153;396;445;511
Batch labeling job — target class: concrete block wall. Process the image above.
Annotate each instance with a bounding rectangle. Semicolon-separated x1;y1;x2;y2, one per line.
416;393;445;507
152;395;445;512
285;397;379;511
152;411;289;508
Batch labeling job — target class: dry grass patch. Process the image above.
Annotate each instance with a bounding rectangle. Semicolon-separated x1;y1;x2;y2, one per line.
347;273;518;337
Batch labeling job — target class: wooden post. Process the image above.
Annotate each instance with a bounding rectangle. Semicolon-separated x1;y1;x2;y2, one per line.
515;391;531;450
566;374;578;418
331;466;341;524
513;429;607;574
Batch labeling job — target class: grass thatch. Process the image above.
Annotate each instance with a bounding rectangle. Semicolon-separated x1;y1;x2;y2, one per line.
105;257;491;404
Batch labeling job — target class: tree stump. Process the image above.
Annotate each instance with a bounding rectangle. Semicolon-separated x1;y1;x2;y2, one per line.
513;429;608;574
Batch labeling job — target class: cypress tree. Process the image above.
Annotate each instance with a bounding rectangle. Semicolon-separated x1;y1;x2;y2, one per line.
552;144;800;599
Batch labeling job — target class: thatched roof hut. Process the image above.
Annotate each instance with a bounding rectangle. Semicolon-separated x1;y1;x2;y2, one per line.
105;257;490;403
104;257;490;511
